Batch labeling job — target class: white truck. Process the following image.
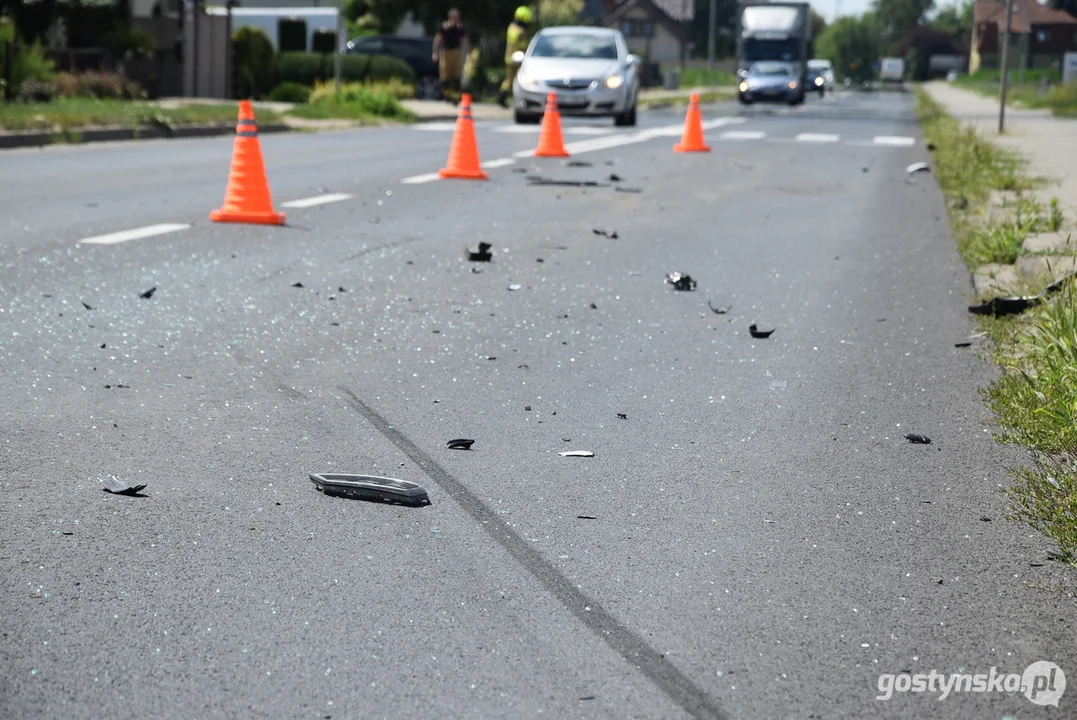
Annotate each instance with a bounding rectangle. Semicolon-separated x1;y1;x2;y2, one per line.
880;57;905;85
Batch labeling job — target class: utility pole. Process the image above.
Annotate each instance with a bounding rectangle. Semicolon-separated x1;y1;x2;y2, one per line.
998;0;1013;133
707;0;716;70
334;0;343;100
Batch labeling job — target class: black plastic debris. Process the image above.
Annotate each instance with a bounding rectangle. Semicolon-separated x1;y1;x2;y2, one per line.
608;173;622;182
467;242;493;262
138;287;156;299
528;178;606;188
512;167;528;174
82;301;93;310
749;324;774;339
291;282;304;288
708;300;731;315
980;516;992;522
338;286;347;293
926;142;937;151
446;438;475;450
614;187;642;193
665;272;697;291
577;515;597;520
965;269;1077;316
592;229;619;239
590;303;598;310
954;341;972;348
904;433;932;445
616;413;627;419
101;476;147;496
99;343;106;349
310;473;430;506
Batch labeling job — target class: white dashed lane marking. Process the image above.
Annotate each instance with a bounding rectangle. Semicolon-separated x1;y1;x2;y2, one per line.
795;133;841;143
873;135;916;146
79;223;191;246
721;130;767;140
281;192;353;208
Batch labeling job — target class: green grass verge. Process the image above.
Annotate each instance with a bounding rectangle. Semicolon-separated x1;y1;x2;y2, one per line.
286;82;416;124
917;86;1077;565
0;98;280;132
677;67;737;87
952;76;1077;118
638;88;733;109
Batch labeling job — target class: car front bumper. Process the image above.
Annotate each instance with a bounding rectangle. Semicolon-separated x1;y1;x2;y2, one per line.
513;82;630;116
739;86;801;102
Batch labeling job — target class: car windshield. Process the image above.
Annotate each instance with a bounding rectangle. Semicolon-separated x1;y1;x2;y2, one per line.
751;64;791;77
531;33;619;60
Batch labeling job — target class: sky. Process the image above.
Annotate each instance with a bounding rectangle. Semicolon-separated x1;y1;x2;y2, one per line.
809;0;963;23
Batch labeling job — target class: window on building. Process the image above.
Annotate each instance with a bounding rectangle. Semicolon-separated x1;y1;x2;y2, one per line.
620;19;655;38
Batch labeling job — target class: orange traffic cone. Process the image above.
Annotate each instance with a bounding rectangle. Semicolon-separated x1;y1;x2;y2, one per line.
534;93;569;158
439;94;488;180
673;93;711;153
210;100;286;225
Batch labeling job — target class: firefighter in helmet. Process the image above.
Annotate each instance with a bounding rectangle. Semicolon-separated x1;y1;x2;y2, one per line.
497;6;533;108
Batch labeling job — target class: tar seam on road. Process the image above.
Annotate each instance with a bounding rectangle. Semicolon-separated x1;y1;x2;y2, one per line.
340;386;729;720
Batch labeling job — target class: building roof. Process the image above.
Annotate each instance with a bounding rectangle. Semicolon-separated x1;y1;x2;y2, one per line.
604;0;691;40
608;0;694;23
973;0;1077;34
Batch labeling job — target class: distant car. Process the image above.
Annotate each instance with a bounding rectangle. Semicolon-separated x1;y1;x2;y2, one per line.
344;35;440;99
880;57;905;84
511;26;641;126
806;59;834;95
738;61;804;106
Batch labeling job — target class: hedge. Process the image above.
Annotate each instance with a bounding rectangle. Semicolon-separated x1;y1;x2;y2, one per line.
276;52;415;87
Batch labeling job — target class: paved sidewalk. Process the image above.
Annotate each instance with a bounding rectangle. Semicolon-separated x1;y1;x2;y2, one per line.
922;81;1077;217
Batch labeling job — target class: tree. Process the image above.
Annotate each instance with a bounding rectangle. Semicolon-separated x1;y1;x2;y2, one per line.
1049;0;1077;19
930;0;972;45
871;0;934;53
537;0;583;28
815;12;882;82
809;7;828;45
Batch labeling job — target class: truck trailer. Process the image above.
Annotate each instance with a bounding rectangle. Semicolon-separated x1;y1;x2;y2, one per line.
735;1;812;90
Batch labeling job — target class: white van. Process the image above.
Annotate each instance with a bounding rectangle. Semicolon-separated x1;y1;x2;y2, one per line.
880;57;905;84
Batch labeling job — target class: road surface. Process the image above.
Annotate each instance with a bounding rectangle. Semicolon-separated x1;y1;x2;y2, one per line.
1;90;1073;720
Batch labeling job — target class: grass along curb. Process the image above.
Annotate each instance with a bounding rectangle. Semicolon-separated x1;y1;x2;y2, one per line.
638;89;733;110
916;87;1077;565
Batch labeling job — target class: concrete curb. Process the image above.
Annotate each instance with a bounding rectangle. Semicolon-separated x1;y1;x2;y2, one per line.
0;123;291;150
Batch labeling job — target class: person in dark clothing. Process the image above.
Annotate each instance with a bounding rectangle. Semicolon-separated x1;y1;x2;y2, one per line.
432;8;468;104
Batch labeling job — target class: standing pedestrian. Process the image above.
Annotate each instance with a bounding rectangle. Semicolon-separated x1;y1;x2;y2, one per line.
497;6;533;108
432;8;468;105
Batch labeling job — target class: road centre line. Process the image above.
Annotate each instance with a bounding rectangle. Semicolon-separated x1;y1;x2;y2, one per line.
481;158;516;169
873;135;916;146
281;192;353;208
78;223;191;246
795;133;841;143
401;117;744;184
720;130;766;140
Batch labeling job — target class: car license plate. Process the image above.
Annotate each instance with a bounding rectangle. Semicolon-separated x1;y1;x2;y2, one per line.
556;95;588;108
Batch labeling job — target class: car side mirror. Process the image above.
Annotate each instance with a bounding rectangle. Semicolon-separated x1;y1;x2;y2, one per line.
627;54;639;66
511;51;525;64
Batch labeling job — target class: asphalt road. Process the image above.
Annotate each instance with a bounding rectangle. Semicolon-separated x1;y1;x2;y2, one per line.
2;89;1074;720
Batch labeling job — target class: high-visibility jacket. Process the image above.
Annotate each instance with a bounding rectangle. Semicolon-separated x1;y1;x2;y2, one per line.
504;21;529;64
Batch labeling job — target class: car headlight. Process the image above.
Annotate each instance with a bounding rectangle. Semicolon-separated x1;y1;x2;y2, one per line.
815;76;823;86
788;81;798;89
739;81;748;92
516;71;539;90
605;74;624;89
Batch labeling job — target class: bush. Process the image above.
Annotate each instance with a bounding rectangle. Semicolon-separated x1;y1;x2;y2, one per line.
291;80;415;121
308;77;414;103
233;26;276;100
16;78;57;103
279;18;308;52
1044;82;1077;117
54;71;145;100
267;81;311;103
276;52;414;87
3;37;56;99
312;29;337;54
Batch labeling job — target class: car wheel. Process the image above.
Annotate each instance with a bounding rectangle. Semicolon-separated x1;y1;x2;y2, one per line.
738;95;752;105
614;103;637;127
514;111;540;124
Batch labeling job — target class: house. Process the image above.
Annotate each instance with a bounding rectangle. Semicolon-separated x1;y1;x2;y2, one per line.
600;0;693;66
970;0;1077;73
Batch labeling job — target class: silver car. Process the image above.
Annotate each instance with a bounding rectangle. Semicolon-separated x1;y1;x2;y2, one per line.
511;26;641;126
737;61;804;106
